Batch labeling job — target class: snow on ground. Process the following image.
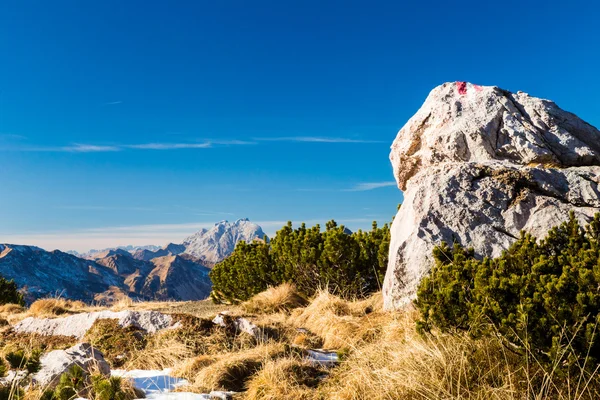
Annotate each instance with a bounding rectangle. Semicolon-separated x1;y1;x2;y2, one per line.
306;349;339;367
111;369;210;400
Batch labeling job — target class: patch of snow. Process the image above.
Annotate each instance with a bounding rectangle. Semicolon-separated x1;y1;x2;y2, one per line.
112;369;211;400
306;349;339;367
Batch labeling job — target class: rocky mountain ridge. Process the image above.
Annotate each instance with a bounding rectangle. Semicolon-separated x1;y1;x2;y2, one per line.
0;243;211;303
182;218;266;265
77;219;265;267
0;219;265;303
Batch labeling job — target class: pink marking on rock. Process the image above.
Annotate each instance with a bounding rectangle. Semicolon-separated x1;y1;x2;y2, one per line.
472;84;483;92
456;81;467;95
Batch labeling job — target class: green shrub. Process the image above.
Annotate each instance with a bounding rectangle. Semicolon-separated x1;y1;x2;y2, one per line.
83;319;146;367
0;277;24;306
4;348;41;373
0;385;23;400
0;358;5;378
210;219;391;302
416;212;600;369
5;350;26;370
53;365;85;400
39;390;56;400
91;375;134;400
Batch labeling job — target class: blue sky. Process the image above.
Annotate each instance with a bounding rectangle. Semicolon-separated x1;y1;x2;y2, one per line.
1;0;599;251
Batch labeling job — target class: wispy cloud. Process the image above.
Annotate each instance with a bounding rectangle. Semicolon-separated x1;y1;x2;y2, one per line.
0;133;27;141
104;101;122;105
14;140;256;153
2;217;387;252
345;181;397;191
253;136;383;143
24;144;122;152
4;136;377;153
124;143;212;150
66;144;122;152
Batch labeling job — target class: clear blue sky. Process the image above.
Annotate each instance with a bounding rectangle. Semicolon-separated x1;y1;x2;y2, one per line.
0;0;598;251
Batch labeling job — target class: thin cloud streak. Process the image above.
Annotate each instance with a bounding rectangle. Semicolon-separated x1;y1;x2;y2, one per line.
125;143;211;150
0;133;28;141
104;101;122;105
253;136;384;143
67;144;122;152
16;140;256;152
24;144;122;153
345;181;398;191
6;137;376;153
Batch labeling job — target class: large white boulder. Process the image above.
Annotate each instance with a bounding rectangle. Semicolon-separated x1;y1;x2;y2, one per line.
33;343;110;388
383;82;600;310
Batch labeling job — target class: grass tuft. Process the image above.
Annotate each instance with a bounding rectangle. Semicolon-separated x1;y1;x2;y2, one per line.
242;283;308;314
187;344;287;393
28;298;88;318
245;357;324;400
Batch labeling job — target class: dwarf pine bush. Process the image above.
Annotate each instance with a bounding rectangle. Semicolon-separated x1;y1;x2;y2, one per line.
0;276;24;306
416;212;600;369
210;220;390;302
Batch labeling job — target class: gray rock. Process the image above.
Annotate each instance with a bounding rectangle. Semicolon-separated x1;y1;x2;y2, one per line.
212;312;266;341
32;343;110;388
383;82;600;310
0;370;29;386
14;310;174;338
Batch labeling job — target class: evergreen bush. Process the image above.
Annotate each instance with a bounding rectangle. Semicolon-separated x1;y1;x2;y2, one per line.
210;219;390;302
416;212;600;368
0;276;24;306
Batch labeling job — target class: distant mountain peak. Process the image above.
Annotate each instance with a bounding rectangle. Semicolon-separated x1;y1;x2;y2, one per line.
0;218;266;303
182;219;265;265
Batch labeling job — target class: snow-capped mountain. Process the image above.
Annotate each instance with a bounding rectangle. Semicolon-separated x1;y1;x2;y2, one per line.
182;219;266;265
130;219;265;266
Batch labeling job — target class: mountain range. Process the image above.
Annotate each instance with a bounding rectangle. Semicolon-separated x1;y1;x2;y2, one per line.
0;219;265;303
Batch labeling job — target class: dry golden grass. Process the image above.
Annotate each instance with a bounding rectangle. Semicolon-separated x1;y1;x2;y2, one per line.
28;298;90;317
171;355;219;380
110;296;135;311
316;310;600;400
125;329;196;371
125;298;234;319
242;283;308;314
0;303;30;325
187;343;288;393
289;290;385;349
126;313;258;372
244;357;324;400
0;303;26;314
7;288;600;400
0;331;77;353
292;331;323;349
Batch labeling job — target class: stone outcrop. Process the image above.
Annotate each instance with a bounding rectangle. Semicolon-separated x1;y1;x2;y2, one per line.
14;310;174;338
383;82;600;310
32;343;110;388
212;312;266;341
